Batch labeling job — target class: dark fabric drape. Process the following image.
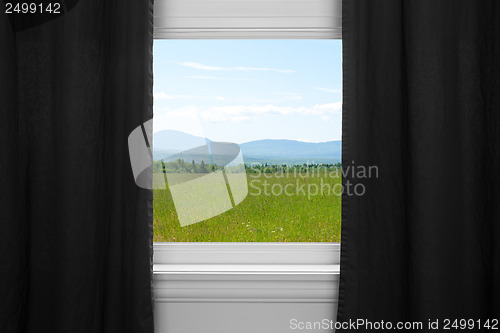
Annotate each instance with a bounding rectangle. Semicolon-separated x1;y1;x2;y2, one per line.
339;0;500;331
0;1;154;332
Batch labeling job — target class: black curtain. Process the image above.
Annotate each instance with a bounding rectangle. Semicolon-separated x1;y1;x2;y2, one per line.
339;0;500;331
0;1;154;332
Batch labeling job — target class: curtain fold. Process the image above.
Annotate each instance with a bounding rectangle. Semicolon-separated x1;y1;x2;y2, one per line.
0;1;154;332
339;0;500;330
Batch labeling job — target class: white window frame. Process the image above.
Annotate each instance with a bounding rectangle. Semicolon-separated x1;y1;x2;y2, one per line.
154;0;341;39
152;0;342;310
154;243;340;303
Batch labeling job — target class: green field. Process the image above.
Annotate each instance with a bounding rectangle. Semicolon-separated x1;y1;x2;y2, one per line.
153;165;342;242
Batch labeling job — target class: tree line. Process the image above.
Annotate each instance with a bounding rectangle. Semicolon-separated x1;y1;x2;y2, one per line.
153;159;342;174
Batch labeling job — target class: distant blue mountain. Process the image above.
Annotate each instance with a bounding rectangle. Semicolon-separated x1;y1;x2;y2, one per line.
240;139;341;164
153;130;341;164
153;130;208;152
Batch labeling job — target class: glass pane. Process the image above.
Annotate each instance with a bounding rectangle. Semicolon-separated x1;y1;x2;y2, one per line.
152;40;342;242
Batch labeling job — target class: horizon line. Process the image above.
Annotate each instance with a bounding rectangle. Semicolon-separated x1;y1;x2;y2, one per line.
153;129;341;144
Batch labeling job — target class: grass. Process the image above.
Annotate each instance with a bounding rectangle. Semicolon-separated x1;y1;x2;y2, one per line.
153;169;341;242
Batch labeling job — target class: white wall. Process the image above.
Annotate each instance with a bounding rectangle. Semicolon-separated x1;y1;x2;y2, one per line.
153;243;340;333
155;302;337;333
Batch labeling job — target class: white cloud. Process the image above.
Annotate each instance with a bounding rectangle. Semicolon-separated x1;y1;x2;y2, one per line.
179;62;296;74
321;115;335;124
293;137;318;143
275;92;303;101
183;76;245;81
154;92;226;101
153;106;205;136
154;92;173;100
316;87;342;93
311;102;343;113
156;102;341;124
231;116;251;123
286;95;302;101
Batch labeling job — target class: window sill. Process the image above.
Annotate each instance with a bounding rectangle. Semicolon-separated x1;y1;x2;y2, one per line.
153;243;340;303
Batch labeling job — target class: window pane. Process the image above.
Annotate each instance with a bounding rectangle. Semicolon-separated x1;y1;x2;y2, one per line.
153;40;342;242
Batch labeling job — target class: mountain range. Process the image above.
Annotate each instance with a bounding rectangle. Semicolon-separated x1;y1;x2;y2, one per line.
153;130;341;165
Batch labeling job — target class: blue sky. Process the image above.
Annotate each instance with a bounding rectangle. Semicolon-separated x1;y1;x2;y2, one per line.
153;40;342;144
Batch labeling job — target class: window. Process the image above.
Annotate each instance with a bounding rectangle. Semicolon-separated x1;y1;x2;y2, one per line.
152;39;342;242
150;1;341;330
